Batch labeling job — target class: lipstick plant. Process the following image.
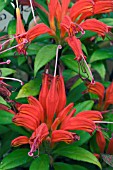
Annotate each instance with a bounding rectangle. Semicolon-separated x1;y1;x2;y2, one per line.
0;0;113;170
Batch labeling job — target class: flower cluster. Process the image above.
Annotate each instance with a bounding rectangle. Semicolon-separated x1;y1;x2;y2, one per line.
11;69;103;157
85;81;113;110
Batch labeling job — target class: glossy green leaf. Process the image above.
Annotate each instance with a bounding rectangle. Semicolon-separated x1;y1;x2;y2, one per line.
0;110;13;125
73;131;91;146
35;0;49;26
34;45;57;76
0;49;14;58
30;154;49;170
0;149;32;169
0;0;11;12
8;20;16;35
61;55;90;79
92;61;106;80
100;18;113;26
16;78;41;99
54;145;101;169
67;83;86;104
27;43;41;56
74;100;94;114
17;55;26;66
0;131;17;157
1;68;16;77
0;96;10;107
54;162;74;170
54;162;87;170
90;47;113;63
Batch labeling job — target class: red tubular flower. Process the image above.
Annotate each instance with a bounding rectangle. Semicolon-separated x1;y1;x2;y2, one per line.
85;81;113;110
12;123;49;157
46;76;59;128
61;0;70;20
65;36;85;61
104;82;113;110
12;113;39;131
94;1;113;14
96;129;106;153
16;7;27;55
80;19;111;37
26;23;54;42
11;67;102;156
1;7;54;55
28;96;44;122
51;130;80;144
69;0;94;21
84;81;105;106
39;74;49;112
61;117;96;134
76;110;103;121
48;0;58;31
11;136;29;147
18;104;44;122
106;137;113;155
28;123;49;156
51;103;74;131
56;75;66;114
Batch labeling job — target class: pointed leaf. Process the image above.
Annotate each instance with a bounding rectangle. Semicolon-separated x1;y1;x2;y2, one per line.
1;68;16;77
92;61;106;80
30;154;49;170
101;154;113;168
16;78;41;99
54;162;87;170
54;145;101;169
34;45;57;76
67;83;86;104
0;96;10;107
0;0;11;12
0;149;32;169
74;100;94;114
0;110;13;125
90;47;113;63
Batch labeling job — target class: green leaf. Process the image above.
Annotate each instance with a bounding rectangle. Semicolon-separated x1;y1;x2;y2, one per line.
0;0;11;12
1;68;16;77
67;83;86;104
35;0;49;26
8;20;16;35
73;131;91;146
54;145;101;169
53;162;74;170
0;96;10;107
16;78;41;99
74;100;94;114
0;149;32;170
0;131;16;157
92;61;106;80
54;162;88;170
17;55;26;66
0;125;9;135
34;45;57;76
30;154;50;170
27;43;41;56
100;18;113;26
90;47;113;63
61;55;92;80
0;110;13;125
